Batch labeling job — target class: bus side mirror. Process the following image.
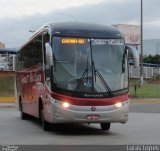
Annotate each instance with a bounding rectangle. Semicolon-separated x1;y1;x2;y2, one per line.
45;43;53;66
126;45;139;68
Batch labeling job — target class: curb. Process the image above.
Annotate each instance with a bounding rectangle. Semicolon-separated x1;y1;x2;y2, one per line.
130;99;160;103
0;103;16;108
0;97;16;103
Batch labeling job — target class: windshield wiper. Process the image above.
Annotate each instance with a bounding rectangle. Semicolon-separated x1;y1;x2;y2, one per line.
90;40;113;96
75;57;90;90
80;57;89;80
91;60;113;96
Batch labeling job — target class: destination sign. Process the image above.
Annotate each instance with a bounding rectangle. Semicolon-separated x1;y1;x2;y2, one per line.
61;38;85;44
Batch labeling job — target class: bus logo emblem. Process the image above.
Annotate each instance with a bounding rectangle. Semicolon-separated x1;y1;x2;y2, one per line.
91;106;96;111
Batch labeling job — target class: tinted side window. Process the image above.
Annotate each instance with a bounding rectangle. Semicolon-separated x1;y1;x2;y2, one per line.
30;35;43;66
17;34;43;70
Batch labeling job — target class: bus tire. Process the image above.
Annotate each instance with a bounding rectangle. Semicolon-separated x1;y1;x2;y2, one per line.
100;123;111;131
40;107;50;131
19;99;29;120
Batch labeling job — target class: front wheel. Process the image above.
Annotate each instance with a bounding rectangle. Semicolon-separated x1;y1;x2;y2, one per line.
41;109;51;131
100;123;111;131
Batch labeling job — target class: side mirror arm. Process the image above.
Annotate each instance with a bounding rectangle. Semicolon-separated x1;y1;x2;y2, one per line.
126;45;139;68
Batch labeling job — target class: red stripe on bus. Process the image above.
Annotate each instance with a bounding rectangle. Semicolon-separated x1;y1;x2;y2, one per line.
51;93;128;106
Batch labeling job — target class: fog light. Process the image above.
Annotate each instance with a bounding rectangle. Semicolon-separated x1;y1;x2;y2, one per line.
62;102;70;108
115;102;122;108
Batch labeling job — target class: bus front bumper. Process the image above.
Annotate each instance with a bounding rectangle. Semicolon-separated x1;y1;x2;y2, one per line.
49;100;129;124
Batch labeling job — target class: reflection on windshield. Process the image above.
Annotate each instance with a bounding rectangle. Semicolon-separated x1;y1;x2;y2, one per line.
91;39;128;91
52;37;128;95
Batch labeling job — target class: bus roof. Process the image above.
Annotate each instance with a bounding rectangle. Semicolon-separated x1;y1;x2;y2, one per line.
18;22;123;51
45;22;123;39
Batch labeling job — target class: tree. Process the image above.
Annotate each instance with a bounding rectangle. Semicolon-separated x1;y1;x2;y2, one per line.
143;55;160;64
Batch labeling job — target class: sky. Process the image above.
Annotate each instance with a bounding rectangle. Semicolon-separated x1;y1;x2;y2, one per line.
0;0;160;48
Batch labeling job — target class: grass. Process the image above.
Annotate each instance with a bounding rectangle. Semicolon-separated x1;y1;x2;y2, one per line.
0;77;14;97
129;79;160;98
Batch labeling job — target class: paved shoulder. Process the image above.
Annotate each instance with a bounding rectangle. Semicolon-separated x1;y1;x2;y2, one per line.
129;102;160;113
0;103;16;108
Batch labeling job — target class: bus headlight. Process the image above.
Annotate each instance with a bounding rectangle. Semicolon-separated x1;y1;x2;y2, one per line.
62;102;70;108
114;100;129;108
50;97;70;108
114;102;122;108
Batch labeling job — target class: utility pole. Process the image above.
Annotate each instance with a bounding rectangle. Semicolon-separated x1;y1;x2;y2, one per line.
140;0;144;86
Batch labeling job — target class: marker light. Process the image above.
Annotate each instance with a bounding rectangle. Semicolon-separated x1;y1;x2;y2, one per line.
62;102;70;108
115;102;122;108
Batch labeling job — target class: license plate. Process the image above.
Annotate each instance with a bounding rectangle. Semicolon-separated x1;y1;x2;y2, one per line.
86;114;100;120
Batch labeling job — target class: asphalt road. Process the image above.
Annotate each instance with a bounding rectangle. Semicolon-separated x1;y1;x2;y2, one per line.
0;102;160;146
129;102;160;113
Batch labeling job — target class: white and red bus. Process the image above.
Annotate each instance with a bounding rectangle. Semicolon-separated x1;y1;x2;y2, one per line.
16;22;139;131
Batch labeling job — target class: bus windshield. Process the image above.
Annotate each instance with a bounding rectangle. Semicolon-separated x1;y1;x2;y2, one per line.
52;37;128;95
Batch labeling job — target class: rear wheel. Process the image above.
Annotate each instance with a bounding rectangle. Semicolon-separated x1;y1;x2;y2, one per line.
19;99;29;120
100;123;111;131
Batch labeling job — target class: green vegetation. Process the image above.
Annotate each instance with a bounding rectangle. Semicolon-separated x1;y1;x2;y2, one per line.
129;79;160;98
143;54;160;64
0;77;14;97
